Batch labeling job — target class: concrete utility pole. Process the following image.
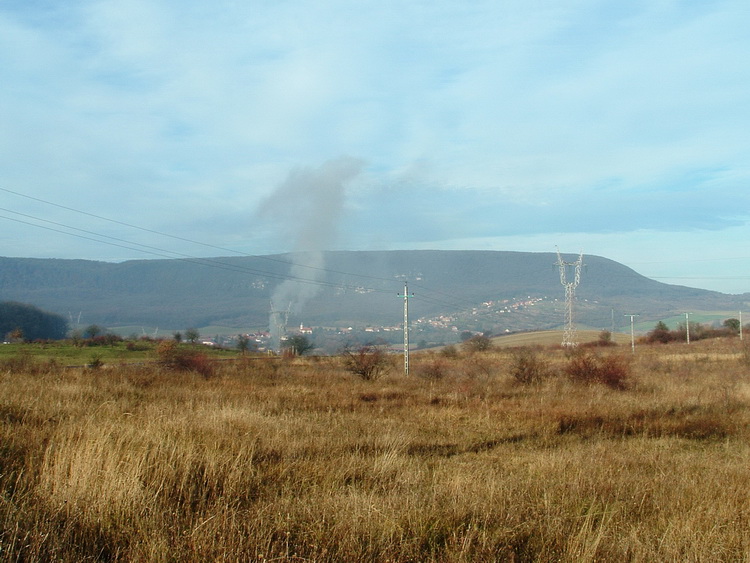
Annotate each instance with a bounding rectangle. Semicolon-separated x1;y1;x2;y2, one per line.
624;314;639;354
397;282;414;376
556;248;584;347
685;312;691;344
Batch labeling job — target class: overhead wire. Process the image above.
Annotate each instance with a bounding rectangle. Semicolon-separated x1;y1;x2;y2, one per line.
0;186;527;312
0;209;396;295
5;185;740;321
0;186;399;286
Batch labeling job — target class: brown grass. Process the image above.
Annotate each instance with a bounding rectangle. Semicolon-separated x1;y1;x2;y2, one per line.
1;341;749;561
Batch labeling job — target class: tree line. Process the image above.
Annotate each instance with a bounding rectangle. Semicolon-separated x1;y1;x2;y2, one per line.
0;301;68;341
644;318;741;344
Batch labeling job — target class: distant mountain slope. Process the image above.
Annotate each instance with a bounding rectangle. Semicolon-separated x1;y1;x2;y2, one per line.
0;251;746;331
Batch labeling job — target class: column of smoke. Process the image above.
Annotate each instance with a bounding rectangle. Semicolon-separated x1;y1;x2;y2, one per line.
257;157;364;351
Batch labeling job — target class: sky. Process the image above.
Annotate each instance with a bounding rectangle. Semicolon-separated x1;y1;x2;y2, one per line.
1;0;749;294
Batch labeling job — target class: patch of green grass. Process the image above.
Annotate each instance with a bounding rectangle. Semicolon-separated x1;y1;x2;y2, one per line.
0;340;241;366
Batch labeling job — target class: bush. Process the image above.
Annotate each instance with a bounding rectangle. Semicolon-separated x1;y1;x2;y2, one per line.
564;350;631;390
0;352;59;375
415;357;450;381
646;321;674;344
462;334;492;354
509;348;550;385
156;340;215;377
342;345;390;381
440;344;459;359
88;354;103;369
170;352;215;377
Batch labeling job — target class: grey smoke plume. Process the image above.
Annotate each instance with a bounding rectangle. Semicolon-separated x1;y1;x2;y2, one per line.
258;156;364;349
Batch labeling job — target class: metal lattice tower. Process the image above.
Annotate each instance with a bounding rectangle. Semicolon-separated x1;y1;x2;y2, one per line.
269;301;291;352
556;248;583;347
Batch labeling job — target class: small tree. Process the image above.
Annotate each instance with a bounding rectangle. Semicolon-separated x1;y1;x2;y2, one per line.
462;334;492;354
173;331;183;343
237;334;250;355
646;321;673;344
7;327;24;343
282;334;314;356
724;318;741;334
185;328;200;345
342;345;389;381
84;324;103;339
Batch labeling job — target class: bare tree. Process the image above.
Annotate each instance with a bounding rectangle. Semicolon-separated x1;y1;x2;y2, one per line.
342;345;390;381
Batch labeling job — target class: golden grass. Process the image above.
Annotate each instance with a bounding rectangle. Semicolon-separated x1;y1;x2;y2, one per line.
1;341;749;561
488;329;633;348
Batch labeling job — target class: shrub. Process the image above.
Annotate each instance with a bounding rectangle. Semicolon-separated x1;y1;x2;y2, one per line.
156;339;178;359
462;334;492;354
415;357;450;381
88;354;103;369
646;321;674;344
125;340;150;352
156;339;215;377
0;350;35;373
0;351;59;375
440;344;459;359
509;348;551;385
564;350;631;390
170;351;215;377
342;345;390;381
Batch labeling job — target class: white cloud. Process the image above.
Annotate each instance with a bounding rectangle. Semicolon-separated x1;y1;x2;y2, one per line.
0;0;749;292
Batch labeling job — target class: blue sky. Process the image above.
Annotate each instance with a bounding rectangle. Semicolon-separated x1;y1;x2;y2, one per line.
1;0;749;293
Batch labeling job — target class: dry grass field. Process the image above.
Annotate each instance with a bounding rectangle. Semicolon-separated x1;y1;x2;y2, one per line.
1;338;749;561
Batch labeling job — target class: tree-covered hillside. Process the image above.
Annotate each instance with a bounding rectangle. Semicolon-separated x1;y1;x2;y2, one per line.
0;301;68;340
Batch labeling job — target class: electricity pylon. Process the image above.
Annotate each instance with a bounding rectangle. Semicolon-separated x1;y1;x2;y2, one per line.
556;248;583;348
269;301;291;352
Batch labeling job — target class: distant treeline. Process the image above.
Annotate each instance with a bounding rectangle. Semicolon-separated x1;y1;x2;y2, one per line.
0;301;68;341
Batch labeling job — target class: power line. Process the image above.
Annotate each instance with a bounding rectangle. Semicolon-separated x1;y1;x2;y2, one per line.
0;211;395;295
2;186;567;317
0;185;398;286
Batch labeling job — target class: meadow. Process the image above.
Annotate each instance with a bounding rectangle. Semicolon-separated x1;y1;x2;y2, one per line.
1;337;749;561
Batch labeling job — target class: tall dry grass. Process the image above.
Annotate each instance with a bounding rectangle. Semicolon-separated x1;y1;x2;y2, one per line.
0;342;749;561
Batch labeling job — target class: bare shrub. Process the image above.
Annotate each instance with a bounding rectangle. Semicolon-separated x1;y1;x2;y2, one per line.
564;350;631;390
172;351;215;377
0;351;59;375
462;354;495;379
581;330;617;348
342;345;390;381
414;357;450;381
156;339;215;377
0;350;35;373
440;344;459;358
462;334;493;354
509;348;551;385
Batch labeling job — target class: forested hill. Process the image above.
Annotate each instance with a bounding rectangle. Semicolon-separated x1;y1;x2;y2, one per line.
0;251;746;331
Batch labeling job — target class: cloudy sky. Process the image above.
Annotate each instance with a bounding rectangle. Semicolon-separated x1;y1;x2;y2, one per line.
1;0;749;293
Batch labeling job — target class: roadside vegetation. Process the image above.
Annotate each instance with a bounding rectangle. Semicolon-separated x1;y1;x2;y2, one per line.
1;331;749;561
